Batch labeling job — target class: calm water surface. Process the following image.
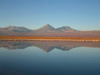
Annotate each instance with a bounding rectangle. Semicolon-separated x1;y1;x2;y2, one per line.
0;41;100;75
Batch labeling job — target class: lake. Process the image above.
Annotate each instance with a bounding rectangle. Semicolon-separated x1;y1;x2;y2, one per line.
0;41;100;75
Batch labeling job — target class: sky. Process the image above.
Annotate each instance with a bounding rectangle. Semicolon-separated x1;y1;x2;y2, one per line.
0;0;100;30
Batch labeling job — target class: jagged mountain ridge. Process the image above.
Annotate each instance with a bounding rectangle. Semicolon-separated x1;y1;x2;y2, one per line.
38;24;55;31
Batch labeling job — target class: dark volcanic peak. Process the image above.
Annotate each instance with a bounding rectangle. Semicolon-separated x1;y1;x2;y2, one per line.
56;26;75;31
40;24;55;30
36;24;55;32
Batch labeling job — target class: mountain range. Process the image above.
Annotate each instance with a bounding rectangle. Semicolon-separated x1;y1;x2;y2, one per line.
0;24;100;37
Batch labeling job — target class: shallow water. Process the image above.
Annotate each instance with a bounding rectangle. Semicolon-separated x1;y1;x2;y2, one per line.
0;41;100;75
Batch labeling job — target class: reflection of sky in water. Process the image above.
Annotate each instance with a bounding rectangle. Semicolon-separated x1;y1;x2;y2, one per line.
0;47;100;75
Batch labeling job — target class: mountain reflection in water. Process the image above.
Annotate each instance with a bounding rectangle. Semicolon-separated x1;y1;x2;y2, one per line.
0;41;100;52
0;41;100;75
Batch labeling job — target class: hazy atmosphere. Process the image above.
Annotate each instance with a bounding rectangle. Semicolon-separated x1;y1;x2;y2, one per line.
0;0;100;30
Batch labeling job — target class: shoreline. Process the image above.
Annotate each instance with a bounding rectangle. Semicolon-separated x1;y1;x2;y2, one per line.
0;39;100;42
0;36;100;42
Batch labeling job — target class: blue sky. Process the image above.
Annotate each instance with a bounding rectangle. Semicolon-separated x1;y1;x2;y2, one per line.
0;0;100;30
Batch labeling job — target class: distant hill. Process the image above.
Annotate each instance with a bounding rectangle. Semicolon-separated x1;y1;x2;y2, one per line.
0;25;32;36
1;25;31;32
0;24;100;37
56;26;76;31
